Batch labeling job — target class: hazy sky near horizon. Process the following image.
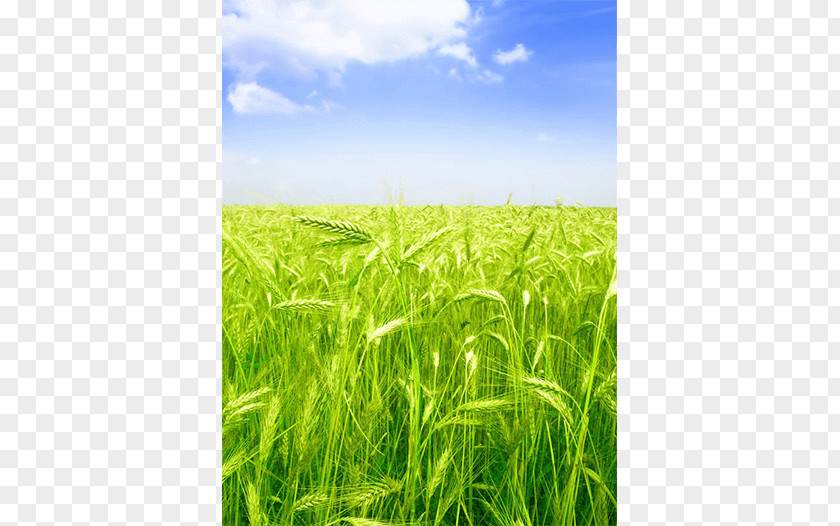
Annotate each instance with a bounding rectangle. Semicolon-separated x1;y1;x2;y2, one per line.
222;0;616;206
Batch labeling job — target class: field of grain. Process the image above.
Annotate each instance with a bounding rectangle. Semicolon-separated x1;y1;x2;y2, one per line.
222;204;617;526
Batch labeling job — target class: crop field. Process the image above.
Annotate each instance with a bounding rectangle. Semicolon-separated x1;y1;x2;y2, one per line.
222;204;617;526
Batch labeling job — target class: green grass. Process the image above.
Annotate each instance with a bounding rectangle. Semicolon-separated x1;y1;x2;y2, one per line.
222;204;617;526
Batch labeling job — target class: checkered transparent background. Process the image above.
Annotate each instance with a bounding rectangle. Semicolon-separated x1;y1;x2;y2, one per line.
1;1;220;524
1;0;837;524
618;1;838;525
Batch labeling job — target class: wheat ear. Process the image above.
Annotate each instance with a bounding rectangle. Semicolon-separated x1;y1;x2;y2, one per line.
293;215;374;244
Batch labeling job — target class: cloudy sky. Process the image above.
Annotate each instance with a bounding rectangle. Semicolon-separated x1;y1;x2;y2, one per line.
222;0;616;206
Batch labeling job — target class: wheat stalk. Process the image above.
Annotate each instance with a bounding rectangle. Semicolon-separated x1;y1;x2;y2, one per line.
225;386;272;408
223;204;617;526
222;447;247;481
246;482;264;526
345;477;402;508
401;225;453;263
454;288;507;305
317;236;372;248
344;518;396;526
457;398;511;413
367;317;406;344
421;396;436;427
593;368;617;416
293;215;374;244
225;401;265;421
522;376;576;424
223;386;271;423
521;376;571;397
273;298;335;313
259;395;281;463
433;398;513;430
287;491;328;512
485;331;509;352
427;447;451;499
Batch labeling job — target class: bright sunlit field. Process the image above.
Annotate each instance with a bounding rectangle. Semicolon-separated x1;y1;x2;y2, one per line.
222;204;617;526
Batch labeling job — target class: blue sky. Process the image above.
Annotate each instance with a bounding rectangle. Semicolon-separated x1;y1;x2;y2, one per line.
222;0;616;206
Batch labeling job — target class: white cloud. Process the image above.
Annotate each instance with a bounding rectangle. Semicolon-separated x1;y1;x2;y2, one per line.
438;42;477;67
306;90;318;99
473;69;504;84
227;82;315;115
537;133;551;142
443;67;502;84
436;41;504;84
223;0;472;80
493;43;533;65
324;70;344;87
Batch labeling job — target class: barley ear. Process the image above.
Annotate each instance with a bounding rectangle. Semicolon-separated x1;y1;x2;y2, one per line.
317;236;372;248
293;215;374;245
273;298;335;313
454;288;507;306
367;317;406;344
401;226;453;264
246;481;265;526
344;518;397;526
428;447;452;499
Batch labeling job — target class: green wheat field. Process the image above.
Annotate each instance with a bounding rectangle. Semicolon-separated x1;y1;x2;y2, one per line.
222;204;617;526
